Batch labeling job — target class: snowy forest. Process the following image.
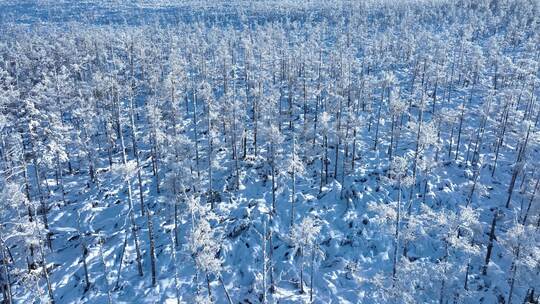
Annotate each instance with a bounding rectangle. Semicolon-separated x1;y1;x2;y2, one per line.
0;0;539;303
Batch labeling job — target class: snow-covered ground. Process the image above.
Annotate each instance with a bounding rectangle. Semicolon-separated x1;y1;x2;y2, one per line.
0;1;539;303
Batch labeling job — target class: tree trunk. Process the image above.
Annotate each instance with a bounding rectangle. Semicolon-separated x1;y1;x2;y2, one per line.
206;272;212;300
291;136;296;228
310;246;315;303
262;217;267;303
492;106;509;177
38;237;54;304
115;229;129;289
0;235;12;304
33;162;52;250
81;241;91;292
192;90;201;188
174;193;179;248
439;240;449;304
455;101;465;160
507;246;520;304
351;129;357;172
270;142;276;213
388;114;395;165
269;214;275;294
56;153;66;204
207;99;214;209
392;181;402;282
374;87;384;150
98;237;113;304
409;95;425;206
522;176;539;224
146;207;157;287
506;125;531;208
219;276;233;304
118;97;144;277
334;98;342;179
299;246;305;293
483;212;497;275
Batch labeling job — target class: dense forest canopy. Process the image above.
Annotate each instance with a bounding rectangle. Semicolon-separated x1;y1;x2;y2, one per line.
0;0;539;303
